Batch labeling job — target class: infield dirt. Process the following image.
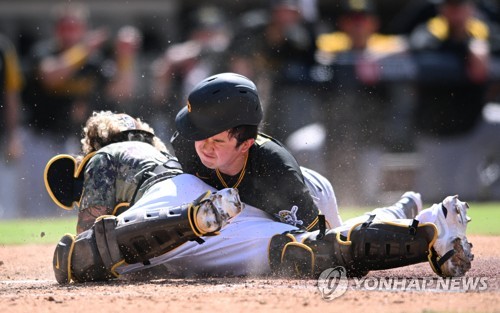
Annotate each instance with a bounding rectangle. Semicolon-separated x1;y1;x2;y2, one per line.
1;235;498;313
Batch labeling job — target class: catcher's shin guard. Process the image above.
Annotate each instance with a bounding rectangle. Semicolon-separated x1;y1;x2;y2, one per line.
53;190;242;283
269;217;438;278
53;233;76;284
53;228;118;284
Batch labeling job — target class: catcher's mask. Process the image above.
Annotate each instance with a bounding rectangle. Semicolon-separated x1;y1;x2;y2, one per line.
44;152;95;210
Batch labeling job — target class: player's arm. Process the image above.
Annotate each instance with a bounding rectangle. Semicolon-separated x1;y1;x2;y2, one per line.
105;26;141;102
77;205;110;234
3;38;23;160
39;28;108;88
253;143;320;230
77;153;117;233
271;165;320;230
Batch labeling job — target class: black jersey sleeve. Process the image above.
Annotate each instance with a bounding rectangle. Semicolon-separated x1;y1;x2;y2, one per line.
243;135;320;230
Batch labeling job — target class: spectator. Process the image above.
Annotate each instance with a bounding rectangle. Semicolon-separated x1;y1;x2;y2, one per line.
0;34;23;219
150;5;231;142
21;2;141;217
409;0;500;201
315;0;414;205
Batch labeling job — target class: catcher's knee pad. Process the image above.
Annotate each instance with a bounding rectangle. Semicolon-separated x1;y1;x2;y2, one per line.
72;226;118;283
53;229;117;284
53;233;76;284
269;218;438;278
269;229;359;278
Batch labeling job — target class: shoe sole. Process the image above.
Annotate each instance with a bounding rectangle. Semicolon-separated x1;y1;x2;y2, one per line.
443;237;474;277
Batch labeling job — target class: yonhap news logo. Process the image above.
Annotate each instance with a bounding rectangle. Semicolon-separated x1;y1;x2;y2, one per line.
317;266;348;301
318;266;491;301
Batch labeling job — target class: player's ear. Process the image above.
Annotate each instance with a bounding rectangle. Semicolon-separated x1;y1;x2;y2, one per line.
238;138;254;153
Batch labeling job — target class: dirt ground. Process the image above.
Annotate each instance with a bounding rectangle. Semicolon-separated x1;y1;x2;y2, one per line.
0;235;498;313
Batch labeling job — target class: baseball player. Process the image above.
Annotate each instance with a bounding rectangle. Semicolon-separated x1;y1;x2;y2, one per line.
117;187;472;279
50;73;473;284
53;171;472;282
0;33;23;218
171;72;342;229
44;110;183;233
45;111;247;284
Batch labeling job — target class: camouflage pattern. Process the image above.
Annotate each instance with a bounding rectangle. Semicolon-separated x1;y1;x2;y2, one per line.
77;141;177;232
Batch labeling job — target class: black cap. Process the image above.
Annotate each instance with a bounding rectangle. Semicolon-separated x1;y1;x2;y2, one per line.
270;0;300;10
175;72;263;141
341;0;376;14
189;6;226;32
441;0;473;5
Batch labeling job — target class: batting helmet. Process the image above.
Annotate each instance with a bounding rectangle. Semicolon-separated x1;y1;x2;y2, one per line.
175;72;263;141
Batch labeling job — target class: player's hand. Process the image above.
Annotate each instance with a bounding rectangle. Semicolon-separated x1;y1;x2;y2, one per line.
4;132;22;161
84;27;109;53
356;54;381;85
467;39;489;83
115;25;142;57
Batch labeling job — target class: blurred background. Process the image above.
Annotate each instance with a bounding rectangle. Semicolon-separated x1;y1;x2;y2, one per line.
0;0;499;218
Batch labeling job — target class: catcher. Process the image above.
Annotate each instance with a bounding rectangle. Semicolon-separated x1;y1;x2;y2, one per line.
45;110;247;283
49;74;473;284
44;110;183;234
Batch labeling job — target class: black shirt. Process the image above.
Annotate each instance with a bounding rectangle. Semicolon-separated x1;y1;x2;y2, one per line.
23;39;111;138
0;34;23;133
409;16;491;137
171;132;320;230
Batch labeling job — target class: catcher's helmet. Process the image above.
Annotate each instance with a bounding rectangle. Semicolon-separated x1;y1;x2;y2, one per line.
175;72;263;141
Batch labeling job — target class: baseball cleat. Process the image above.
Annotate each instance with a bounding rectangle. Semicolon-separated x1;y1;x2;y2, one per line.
53;233;76;284
195;188;243;233
399;191;423;218
430;195;473;277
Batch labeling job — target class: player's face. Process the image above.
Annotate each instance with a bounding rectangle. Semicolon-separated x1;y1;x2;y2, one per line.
194;131;246;174
56;17;87;48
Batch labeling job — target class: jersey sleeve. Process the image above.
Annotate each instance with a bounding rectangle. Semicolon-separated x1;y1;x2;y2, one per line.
79;153;118;213
2;40;23;92
249;138;320;230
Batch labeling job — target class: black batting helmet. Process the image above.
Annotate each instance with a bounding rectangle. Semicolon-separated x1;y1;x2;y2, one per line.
175;72;263;141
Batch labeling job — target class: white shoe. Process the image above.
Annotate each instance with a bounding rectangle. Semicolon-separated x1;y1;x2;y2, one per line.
430;195;473;277
195;188;243;233
400;191;423;217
